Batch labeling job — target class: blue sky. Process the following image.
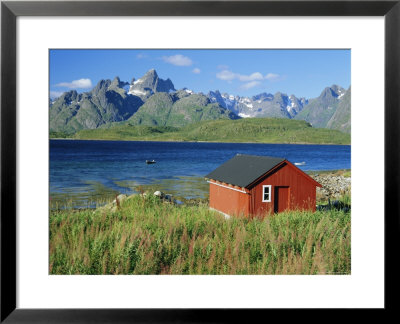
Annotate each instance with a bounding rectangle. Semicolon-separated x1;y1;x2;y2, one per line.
50;49;350;99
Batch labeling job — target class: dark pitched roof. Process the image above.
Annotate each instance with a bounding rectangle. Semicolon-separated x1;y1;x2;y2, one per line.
205;154;285;188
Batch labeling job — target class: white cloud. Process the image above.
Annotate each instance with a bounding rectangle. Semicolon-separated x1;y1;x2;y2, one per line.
216;70;271;82
136;53;148;59
162;54;193;66
216;70;236;81
192;68;201;74
50;91;64;99
265;73;280;81
241;81;262;90
55;78;92;89
238;72;264;82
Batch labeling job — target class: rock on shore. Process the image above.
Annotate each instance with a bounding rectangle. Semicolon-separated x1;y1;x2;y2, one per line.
310;173;351;200
96;190;175;213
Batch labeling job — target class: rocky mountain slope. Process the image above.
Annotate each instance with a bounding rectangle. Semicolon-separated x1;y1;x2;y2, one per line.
50;69;237;133
127;91;238;127
127;68;175;99
326;86;351;133
50;77;143;133
207;90;308;119
50;68;351;134
295;85;349;129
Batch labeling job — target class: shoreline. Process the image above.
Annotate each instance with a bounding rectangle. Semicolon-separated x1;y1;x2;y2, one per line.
50;170;351;211
49;137;351;146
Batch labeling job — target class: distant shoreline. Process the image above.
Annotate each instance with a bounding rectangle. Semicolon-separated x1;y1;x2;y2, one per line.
49;137;351;146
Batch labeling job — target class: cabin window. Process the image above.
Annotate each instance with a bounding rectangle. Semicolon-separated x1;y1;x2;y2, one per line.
262;185;271;202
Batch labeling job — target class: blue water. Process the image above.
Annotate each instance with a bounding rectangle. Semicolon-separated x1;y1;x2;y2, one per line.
50;140;350;206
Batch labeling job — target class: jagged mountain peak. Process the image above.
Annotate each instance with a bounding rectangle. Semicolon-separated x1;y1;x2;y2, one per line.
330;84;345;93
273;92;287;98
50;68;350;135
110;76;129;89
50;77;143;133
210;89;221;95
319;85;346;100
319;87;336;99
111;76;121;86
93;79;111;92
141;68;158;80
147;68;157;74
55;90;81;105
128;69;175;97
252;92;273;101
295;84;348;130
61;89;78;98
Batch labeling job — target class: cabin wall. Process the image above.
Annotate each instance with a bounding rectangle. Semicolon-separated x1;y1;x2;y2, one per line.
209;181;250;216
250;163;317;216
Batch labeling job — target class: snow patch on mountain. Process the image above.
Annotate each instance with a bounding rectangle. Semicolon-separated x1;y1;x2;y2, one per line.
129;88;147;96
207;89;307;118
223;99;233;108
238;113;251;118
286;97;296;112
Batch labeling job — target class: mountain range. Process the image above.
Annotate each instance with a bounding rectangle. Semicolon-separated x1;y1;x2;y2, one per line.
50;69;351;134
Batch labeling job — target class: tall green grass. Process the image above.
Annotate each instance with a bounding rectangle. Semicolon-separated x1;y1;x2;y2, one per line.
50;194;351;275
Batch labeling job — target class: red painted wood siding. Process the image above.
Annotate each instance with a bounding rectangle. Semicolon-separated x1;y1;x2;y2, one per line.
209;181;250;216
275;186;290;213
250;162;317;216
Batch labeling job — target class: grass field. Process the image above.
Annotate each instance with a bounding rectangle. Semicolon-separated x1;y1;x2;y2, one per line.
50;193;351;275
70;118;351;145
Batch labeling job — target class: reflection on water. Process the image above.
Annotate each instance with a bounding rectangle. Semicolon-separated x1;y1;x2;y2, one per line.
127;176;209;200
50;180;120;209
50;176;209;209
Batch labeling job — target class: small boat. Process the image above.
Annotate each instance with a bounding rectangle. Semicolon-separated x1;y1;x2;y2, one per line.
294;162;306;166
146;160;156;164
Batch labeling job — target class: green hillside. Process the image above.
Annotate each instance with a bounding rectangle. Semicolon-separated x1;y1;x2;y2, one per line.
73;118;350;144
49;80;143;134
128;92;238;127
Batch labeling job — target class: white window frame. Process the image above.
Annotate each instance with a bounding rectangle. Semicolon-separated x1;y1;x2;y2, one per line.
262;185;272;202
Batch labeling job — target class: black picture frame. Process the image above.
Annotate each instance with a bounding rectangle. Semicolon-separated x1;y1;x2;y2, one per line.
1;0;399;322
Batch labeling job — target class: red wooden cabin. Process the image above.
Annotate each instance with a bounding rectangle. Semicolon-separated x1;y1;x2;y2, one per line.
205;154;322;217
